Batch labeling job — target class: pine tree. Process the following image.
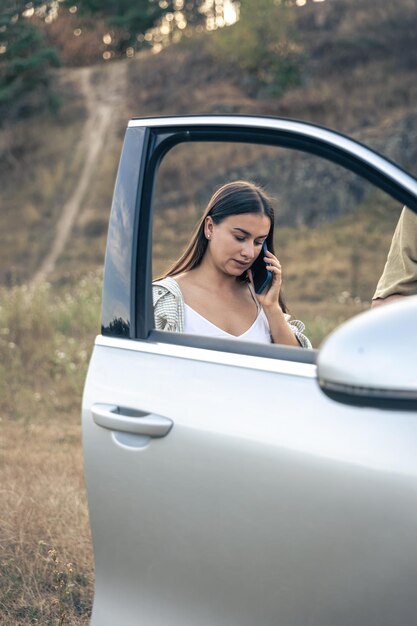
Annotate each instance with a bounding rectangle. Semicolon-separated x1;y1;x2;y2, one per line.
0;3;60;120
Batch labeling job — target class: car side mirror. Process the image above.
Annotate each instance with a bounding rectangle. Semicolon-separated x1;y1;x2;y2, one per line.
317;296;417;411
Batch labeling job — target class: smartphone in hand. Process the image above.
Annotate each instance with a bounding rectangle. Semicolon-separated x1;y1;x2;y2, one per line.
251;241;273;294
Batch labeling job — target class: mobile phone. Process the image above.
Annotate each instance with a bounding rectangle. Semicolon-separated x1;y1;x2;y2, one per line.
251;241;273;294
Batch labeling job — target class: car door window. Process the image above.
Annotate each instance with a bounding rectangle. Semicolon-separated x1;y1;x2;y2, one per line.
152;140;403;348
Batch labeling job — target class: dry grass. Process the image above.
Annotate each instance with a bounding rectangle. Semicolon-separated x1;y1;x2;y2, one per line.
0;420;93;625
0;276;101;624
0;275;101;420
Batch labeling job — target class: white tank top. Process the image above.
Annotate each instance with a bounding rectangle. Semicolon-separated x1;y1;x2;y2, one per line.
184;298;272;343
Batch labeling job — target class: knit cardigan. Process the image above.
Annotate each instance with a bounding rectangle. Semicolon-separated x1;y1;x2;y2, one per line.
153;277;312;349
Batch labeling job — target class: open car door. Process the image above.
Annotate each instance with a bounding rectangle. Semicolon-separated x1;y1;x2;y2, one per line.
83;116;417;626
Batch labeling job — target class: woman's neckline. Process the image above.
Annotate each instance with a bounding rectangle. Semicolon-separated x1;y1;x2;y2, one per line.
169;276;261;337
184;302;263;338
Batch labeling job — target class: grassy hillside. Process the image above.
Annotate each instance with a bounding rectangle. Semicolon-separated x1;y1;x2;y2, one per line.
0;73;87;285
1;0;416;290
125;0;417;143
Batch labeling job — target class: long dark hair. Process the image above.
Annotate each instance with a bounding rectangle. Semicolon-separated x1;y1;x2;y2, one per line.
162;180;288;312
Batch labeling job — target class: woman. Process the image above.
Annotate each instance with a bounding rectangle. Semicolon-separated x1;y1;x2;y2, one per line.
153;181;311;348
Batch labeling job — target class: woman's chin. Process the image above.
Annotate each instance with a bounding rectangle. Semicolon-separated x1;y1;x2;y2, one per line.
226;266;248;279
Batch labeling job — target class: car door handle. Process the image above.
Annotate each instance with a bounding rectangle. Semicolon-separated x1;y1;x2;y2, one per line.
91;403;173;437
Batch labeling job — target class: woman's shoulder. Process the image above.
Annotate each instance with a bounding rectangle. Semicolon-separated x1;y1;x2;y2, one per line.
158;271;199;302
165;272;191;290
152;277;183;302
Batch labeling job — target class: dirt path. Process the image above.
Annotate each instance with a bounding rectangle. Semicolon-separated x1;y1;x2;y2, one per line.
30;61;127;290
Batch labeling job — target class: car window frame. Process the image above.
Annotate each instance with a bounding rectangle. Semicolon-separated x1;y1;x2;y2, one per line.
102;116;417;366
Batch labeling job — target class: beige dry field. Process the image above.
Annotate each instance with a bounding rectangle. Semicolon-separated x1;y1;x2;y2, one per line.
1;420;93;625
0;278;101;625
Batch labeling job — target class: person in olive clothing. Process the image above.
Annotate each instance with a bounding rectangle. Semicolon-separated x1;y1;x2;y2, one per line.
372;206;417;307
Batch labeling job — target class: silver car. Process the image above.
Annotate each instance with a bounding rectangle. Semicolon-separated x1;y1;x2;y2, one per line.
82;116;417;626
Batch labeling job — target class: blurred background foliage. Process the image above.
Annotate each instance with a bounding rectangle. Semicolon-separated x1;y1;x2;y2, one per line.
210;0;302;96
1;0;305;117
0;0;164;118
0;1;60;119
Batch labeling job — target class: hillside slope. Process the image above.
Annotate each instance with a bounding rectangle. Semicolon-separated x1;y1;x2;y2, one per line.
1;0;417;287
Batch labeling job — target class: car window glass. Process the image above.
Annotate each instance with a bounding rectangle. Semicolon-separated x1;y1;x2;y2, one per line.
152;141;403;349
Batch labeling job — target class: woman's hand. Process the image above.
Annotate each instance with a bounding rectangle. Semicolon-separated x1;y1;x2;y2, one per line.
251;249;283;310
248;251;299;347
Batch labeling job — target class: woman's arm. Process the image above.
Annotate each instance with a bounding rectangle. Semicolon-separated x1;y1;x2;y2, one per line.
252;250;312;348
262;302;301;347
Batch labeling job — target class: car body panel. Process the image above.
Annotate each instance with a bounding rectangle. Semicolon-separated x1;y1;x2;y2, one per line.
83;338;417;625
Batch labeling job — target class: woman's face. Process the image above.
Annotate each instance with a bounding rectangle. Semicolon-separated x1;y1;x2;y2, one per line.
205;212;271;277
